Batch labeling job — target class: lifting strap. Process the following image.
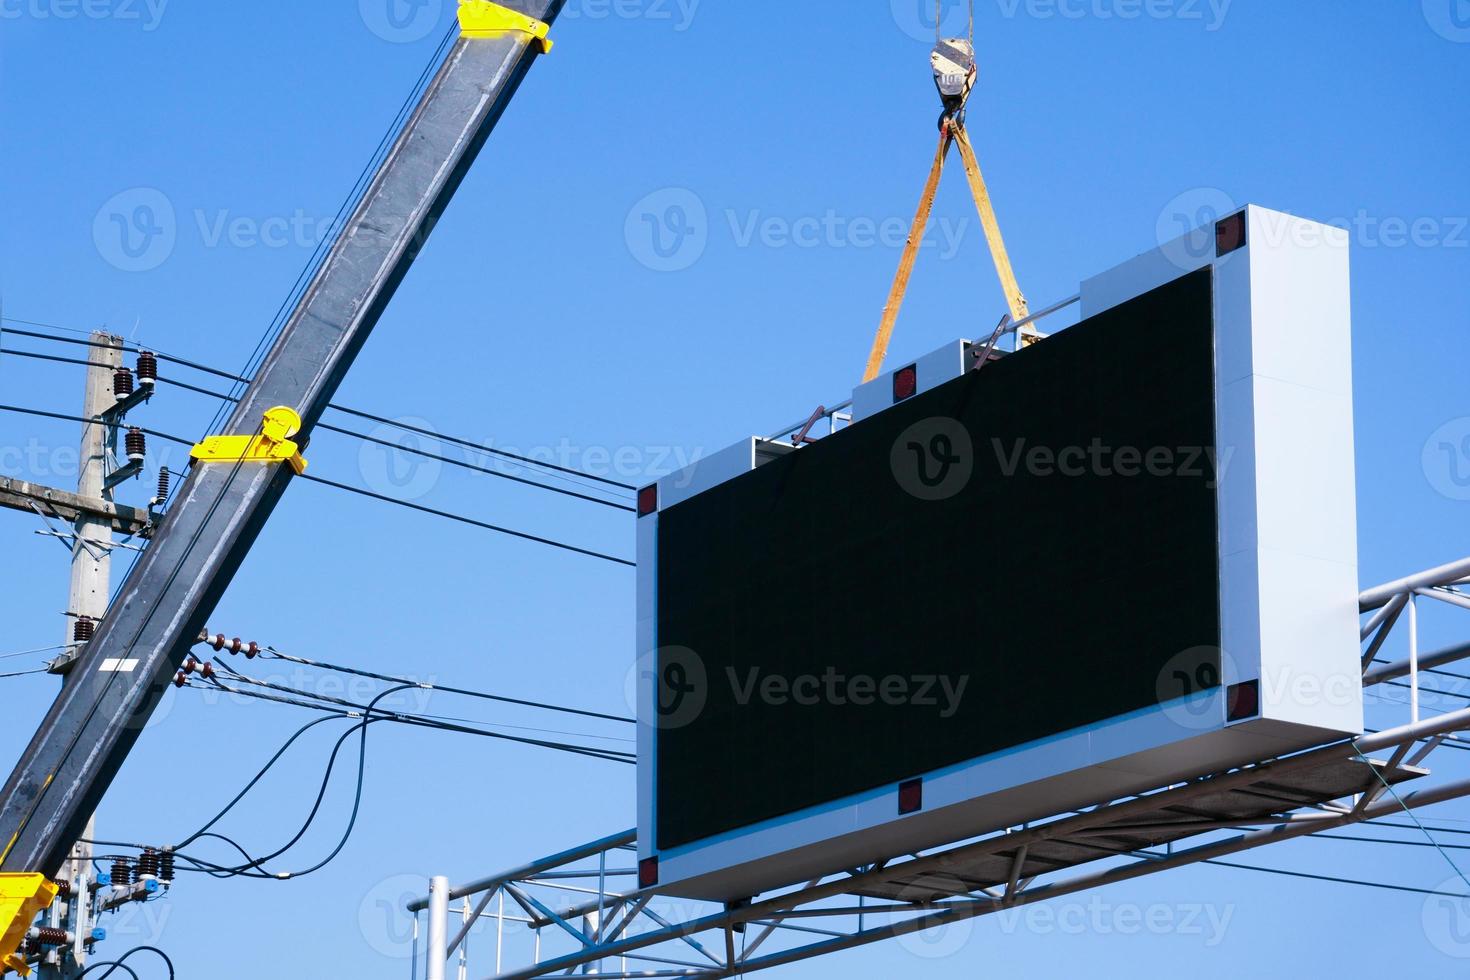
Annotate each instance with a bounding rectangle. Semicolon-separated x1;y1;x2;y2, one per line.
862;20;1035;384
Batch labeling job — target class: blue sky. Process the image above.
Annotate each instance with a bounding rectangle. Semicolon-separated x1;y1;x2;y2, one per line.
1;1;1468;977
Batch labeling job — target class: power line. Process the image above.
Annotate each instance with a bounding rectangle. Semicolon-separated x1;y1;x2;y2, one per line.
0;403;635;567
75;945;174;980
2;323;639;492
1205;858;1470;899
253;643;634;724
297;471;634;566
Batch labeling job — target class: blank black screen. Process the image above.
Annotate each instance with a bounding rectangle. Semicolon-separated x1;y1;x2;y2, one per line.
654;269;1219;852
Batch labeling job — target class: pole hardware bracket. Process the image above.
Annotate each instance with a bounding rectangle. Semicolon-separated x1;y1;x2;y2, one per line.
0;873;58;977
459;0;554;53
190;407;308;475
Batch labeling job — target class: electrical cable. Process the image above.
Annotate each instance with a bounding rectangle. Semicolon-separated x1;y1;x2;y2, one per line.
255;645;634;724
297;471;635;566
75;945;174;980
1205;858;1470;898
0;643;71;662
1;324;639;493
75;962;139;980
195;668;633;763
0;404;635;566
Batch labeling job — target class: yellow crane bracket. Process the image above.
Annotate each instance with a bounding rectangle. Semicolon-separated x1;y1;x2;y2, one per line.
191;406;308;476
0;874;58;977
458;0;554;53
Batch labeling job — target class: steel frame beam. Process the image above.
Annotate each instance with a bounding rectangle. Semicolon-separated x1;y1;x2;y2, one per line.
404;557;1470;980
0;0;565;877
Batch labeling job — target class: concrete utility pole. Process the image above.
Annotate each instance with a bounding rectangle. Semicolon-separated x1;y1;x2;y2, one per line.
38;331;122;980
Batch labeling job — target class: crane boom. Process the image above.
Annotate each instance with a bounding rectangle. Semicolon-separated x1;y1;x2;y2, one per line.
0;0;564;878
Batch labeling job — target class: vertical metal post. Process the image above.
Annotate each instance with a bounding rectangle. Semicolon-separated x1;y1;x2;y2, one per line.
427;876;449;980
456;897;471;980
45;333;122;980
581;909;600;974
496;889;504;975
1409;592;1420;724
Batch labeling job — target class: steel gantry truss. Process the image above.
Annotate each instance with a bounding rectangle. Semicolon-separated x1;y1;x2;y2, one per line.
406;556;1470;979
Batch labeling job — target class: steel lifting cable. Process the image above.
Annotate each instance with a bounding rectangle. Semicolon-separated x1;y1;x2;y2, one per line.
865;0;1033;383
934;0;976;46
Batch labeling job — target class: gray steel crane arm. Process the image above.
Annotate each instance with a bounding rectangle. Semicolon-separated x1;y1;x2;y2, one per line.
0;0;564;876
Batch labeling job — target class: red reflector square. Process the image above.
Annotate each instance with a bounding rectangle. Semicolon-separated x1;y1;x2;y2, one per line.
898;778;923;815
638;856;659;889
1226;680;1260;722
637;485;658;517
1216;212;1247;257
892;365;918;402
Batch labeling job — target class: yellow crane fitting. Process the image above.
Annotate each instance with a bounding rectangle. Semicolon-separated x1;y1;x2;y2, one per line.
190;406;308;475
0;874;58;977
458;0;554;53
